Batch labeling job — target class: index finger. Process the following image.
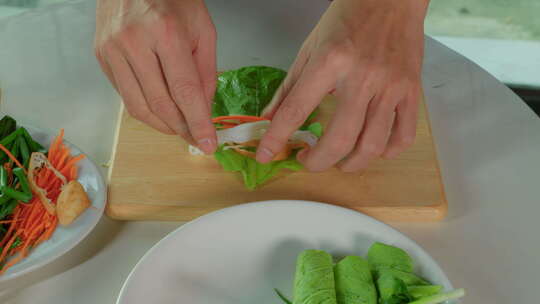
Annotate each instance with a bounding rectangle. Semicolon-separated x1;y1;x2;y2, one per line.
256;64;335;163
157;37;217;154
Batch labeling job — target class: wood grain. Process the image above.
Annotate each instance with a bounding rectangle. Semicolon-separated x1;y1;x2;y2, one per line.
107;95;447;222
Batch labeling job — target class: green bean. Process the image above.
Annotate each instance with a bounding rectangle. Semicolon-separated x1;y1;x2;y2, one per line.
1;187;31;203
0;128;23;147
12;167;31;196
0;167;6;189
21;127;44;153
17;136;30;168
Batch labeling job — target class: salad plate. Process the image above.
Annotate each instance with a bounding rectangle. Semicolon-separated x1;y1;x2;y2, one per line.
117;201;455;304
0;125;106;282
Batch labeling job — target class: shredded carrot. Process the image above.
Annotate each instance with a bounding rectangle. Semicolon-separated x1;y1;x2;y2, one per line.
212;115;268;124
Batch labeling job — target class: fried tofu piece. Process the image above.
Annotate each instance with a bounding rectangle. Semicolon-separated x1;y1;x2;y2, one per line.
56;180;90;226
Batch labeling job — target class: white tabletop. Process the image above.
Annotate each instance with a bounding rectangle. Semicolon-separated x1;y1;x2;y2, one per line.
1;0;539;303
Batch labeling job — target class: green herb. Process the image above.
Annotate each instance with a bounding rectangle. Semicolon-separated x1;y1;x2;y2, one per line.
408;285;443;300
0;116;17;140
9;236;22;250
377;272;413;304
213;66;287;117
0;168;33;203
408;288;465;304
274;288;292;304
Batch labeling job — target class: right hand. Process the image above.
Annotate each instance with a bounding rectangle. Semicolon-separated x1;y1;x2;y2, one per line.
94;0;218;154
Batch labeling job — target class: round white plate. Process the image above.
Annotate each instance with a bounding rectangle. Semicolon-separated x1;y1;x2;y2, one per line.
117;201;454;304
0;127;106;282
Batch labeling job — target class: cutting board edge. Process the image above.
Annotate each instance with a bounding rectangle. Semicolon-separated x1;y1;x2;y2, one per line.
105;201;447;222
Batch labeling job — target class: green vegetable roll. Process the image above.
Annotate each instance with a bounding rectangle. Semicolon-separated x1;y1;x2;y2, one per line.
293;250;337;304
334;256;377;304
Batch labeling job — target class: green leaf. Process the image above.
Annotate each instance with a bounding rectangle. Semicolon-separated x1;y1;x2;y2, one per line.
0;116;17;140
274;288;293;304
408;285;443;300
377;269;430;286
367;242;414;274
306;122;323;138
407;288;465;304
212;66;287;117
376;272;413;304
214;146;303;190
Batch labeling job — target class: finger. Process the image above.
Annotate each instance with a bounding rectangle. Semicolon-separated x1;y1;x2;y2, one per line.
262;38;313;118
300;86;372;172
256;63;336;163
194;21;217;107
106;47;174;135
125;48;195;144
157;36;217;154
338;93;399;172
95;46;118;91
382;85;420;159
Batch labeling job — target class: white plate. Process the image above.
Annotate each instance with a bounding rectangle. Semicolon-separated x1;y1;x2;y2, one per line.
117;201;455;304
0;126;106;282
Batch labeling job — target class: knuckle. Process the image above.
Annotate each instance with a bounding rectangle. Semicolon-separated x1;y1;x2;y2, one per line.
327;136;354;158
362;142;385;157
171;80;202;106
126;106;149;122
276;104;305;126
261;133;286;154
400;134;416;147
148;95;174;114
188;120;213;139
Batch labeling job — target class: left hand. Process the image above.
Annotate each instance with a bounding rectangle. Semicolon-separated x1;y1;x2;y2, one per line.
256;0;429;172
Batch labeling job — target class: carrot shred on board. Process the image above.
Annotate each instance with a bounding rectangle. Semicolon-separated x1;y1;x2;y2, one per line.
0;129;86;274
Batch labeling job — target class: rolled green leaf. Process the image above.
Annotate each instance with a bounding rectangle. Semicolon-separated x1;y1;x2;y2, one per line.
334;256;377;304
293;250;337;304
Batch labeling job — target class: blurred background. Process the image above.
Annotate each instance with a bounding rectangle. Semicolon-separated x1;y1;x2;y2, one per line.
1;0;538;116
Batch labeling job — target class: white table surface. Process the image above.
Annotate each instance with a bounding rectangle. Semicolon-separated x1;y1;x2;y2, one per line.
1;0;539;303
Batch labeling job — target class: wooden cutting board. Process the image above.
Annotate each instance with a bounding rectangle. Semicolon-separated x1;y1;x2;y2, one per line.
106;95;447;222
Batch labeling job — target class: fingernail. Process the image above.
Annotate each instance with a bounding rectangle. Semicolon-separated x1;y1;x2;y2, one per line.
198;138;216;154
256;147;274;163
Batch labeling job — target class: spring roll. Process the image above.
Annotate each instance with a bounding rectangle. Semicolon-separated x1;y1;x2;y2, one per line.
334;256;377;304
293;250;337;304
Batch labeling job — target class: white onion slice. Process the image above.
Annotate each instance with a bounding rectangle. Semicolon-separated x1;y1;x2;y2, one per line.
189;121;319;155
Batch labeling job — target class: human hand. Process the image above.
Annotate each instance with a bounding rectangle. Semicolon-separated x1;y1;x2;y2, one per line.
95;0;217;153
257;0;428;171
